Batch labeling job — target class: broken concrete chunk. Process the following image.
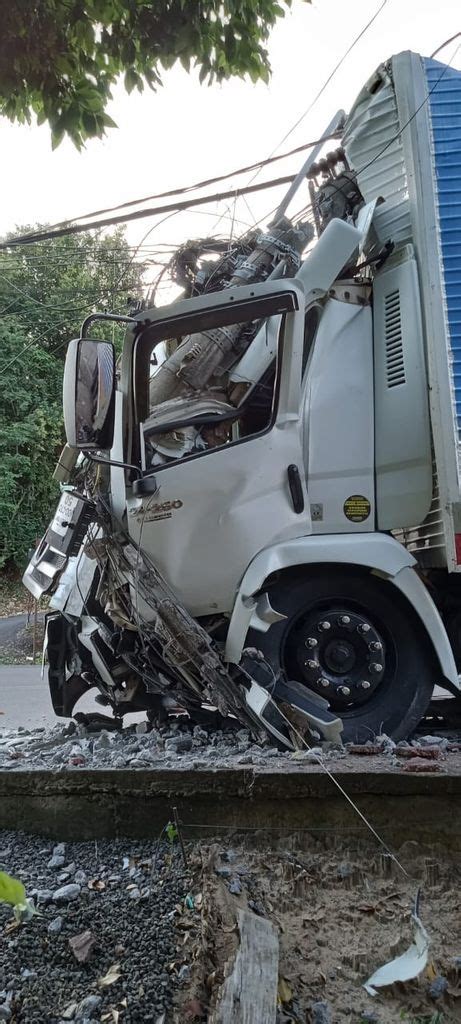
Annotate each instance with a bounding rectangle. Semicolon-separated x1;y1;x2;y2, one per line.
417;735;448;748
311;1001;332;1024
164;735;193;753
337;861;354;879
61;1004;78;1021
53;883;81;903
75;995;102;1021
428;975;448;999
48;916;63;936
375;734;396;753
69;929;97;963
48;855;66;870
35;889;54;905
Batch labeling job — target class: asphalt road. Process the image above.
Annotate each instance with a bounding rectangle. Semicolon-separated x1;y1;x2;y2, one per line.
0;665;57;729
0;665;148;730
0;665;121;730
0;613;30;645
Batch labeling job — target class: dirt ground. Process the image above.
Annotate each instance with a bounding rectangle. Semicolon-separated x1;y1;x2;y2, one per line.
174;837;461;1024
0;575;46;664
0;577;34;618
0;614;45;664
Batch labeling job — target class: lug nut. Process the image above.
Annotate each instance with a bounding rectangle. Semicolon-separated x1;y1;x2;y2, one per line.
320;677;330;688
369;641;382;652
305;637;318;648
357;622;371;634
361;680;371;690
318;620;331;631
338;685;351;696
339;615;351;625
304;659;318;670
370;662;383;673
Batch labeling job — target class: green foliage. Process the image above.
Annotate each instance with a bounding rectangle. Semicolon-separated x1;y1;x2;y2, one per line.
0;870;38;925
0;228;144;569
0;870;26;906
165;822;178;844
0;1;301;148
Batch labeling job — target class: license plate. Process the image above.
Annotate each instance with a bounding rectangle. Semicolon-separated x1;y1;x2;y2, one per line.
50;492;79;538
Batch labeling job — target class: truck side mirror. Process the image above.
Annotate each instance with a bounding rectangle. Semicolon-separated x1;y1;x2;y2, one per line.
63;338;116;450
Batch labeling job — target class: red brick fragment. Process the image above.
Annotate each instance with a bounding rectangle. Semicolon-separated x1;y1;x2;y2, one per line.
347;744;382;756
402;758;442;773
396;746;442;760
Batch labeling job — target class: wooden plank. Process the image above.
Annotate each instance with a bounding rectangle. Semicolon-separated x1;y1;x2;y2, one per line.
210;909;279;1023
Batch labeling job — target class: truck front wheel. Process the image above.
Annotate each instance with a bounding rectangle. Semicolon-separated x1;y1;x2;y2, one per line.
246;570;435;744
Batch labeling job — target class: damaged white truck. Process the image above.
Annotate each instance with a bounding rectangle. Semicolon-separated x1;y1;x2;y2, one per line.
23;51;461;747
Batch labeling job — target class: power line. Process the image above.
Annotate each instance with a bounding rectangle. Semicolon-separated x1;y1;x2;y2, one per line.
5;136;338;243
0;204;257;372
431;31;461;59
0;173;309;249
50;135;340;228
0;207;195;373
246;0;389;188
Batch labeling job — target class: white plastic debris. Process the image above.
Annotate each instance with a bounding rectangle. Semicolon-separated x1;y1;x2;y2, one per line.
364;898;429;996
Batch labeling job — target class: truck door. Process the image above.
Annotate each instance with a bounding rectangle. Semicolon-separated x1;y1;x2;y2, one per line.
124;281;309;616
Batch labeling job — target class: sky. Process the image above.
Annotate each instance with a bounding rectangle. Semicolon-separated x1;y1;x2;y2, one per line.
1;0;461;300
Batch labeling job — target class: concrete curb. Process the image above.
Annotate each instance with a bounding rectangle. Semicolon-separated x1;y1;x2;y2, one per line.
1;766;461;845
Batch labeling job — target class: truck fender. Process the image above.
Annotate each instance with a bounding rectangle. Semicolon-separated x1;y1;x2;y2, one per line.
224;533;459;690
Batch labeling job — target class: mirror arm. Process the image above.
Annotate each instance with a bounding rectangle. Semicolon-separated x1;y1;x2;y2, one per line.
83;450;143;480
80;312;138;339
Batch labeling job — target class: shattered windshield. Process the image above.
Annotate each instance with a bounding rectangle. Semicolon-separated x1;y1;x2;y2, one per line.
134;306;284;469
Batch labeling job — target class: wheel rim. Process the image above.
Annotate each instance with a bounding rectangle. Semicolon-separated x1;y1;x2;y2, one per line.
287;604;388;710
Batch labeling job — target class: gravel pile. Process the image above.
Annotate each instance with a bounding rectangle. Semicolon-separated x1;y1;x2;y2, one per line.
0;720;298;773
0;833;191;1023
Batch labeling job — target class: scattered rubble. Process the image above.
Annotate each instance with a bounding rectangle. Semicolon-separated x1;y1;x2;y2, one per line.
1;720;461;775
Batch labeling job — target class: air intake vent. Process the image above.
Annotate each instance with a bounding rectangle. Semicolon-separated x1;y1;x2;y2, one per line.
384;288;405;387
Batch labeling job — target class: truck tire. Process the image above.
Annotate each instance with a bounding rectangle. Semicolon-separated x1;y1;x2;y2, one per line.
245;570;435;744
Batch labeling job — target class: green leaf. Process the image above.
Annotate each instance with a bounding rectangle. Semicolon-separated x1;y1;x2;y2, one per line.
165;822;178;844
100;112;118;129
124;67;138;94
0;871;26;907
51;126;65;150
198;62;210;84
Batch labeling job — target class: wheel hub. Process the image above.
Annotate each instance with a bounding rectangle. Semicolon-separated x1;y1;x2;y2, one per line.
296;607;386;707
